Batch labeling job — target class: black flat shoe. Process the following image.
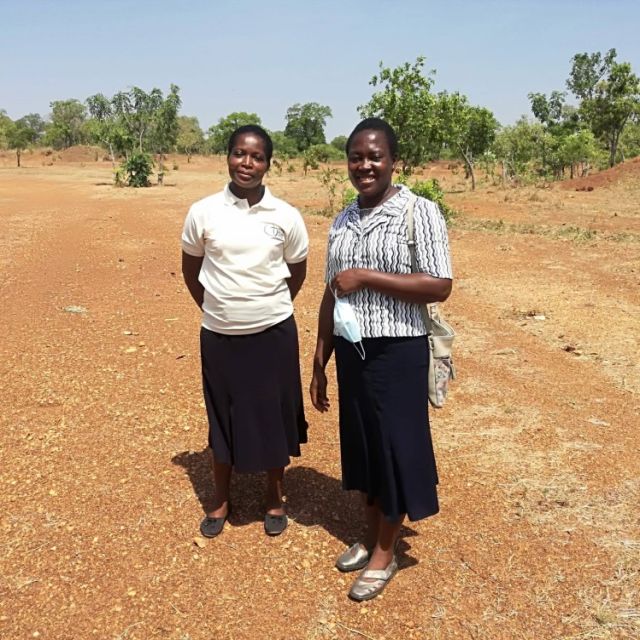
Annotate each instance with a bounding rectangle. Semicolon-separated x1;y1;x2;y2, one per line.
264;513;288;536
200;505;231;538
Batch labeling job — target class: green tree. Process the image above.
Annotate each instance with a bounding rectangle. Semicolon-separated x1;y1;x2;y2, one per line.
619;118;640;159
148;84;181;182
112;86;159;153
86;93;130;165
359;57;438;174
558;130;602;178
45;99;87;149
0;109;12;149
436;92;498;189
87;85;180;186
207;112;261;154
528;90;583;175
284;102;333;152
176;116;204;162
330;135;348;153
7;115;42;166
270;130;299;158
567;49;640;166
492;118;546;182
567;49;617;101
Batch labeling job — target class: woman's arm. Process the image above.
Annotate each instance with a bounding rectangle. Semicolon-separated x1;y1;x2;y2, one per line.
181;251;205;309
310;284;335;412
331;268;452;304
286;259;307;301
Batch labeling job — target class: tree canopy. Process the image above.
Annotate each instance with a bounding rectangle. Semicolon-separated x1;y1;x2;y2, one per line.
359;56;438;173
284;102;332;152
45;99;86;149
207;112;262;154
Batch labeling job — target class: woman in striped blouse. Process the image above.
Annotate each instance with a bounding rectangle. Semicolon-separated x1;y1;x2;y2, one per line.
310;118;453;601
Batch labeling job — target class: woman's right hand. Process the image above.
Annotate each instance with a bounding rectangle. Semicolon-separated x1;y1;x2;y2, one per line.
310;367;330;412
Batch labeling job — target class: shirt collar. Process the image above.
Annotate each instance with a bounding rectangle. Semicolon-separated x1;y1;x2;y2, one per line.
348;184;410;219
223;183;278;211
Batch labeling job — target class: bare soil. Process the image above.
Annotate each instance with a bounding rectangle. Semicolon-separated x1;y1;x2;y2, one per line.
1;152;638;640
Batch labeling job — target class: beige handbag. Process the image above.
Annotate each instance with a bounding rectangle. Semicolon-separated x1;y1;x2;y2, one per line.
405;193;456;408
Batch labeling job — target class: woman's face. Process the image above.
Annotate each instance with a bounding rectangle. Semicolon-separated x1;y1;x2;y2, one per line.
227;133;269;191
347;130;396;205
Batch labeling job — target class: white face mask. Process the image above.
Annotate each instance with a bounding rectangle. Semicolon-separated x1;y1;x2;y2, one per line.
333;291;366;360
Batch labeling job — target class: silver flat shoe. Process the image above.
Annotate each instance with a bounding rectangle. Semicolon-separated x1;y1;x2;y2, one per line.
335;543;370;573
348;555;398;602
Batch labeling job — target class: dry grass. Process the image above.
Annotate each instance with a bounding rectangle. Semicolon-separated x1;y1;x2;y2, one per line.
0;154;639;639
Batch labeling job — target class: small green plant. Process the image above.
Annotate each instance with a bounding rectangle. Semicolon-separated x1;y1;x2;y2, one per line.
399;175;455;223
342;186;357;208
302;148;320;176
113;167;125;187
318;167;344;213
120;152;153;187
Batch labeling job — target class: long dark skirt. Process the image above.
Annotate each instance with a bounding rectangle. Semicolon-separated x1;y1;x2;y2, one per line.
200;315;308;473
335;335;439;522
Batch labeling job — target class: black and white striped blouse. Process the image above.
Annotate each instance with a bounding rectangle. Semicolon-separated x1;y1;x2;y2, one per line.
325;185;452;338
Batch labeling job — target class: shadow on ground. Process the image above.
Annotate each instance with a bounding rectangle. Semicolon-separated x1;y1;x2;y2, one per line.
172;451;418;567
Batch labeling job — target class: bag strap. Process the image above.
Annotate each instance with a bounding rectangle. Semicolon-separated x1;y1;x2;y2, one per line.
405;192;435;331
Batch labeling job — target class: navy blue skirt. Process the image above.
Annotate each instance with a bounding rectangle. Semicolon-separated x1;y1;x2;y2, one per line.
200;316;308;473
335;335;439;522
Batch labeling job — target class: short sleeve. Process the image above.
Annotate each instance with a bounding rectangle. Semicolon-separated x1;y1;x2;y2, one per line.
283;208;309;264
181;204;205;257
413;199;453;278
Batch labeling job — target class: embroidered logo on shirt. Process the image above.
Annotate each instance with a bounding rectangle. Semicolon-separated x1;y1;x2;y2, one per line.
263;224;285;241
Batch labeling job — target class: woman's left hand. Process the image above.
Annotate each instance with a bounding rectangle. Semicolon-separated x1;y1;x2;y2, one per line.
331;269;368;297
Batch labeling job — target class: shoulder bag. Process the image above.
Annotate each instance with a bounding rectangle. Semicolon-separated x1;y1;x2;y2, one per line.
405;193;456;408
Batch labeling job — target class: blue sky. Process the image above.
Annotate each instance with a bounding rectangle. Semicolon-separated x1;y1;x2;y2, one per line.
1;0;639;139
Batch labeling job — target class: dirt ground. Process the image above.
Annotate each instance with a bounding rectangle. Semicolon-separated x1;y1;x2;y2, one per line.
0;150;638;640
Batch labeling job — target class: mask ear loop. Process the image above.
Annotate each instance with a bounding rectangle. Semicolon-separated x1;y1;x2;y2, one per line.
353;341;366;361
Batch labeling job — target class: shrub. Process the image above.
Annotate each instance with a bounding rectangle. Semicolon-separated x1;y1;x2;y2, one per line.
398;174;455;223
120;152;153;187
342;186;357;208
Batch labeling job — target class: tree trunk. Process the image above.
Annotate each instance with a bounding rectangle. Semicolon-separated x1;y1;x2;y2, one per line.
157;153;164;186
16;149;21;168
609;133;619;167
458;145;475;190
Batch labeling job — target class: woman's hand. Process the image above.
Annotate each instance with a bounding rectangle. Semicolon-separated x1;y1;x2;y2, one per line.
331;268;368;297
310;367;330;412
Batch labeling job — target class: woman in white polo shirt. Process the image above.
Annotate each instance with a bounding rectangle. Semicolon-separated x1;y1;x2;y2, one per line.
310;118;453;600
182;125;309;537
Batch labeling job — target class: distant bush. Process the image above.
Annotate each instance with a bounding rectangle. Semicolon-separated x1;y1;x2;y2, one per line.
120;152;153;187
342;186;357;208
398;174;455;223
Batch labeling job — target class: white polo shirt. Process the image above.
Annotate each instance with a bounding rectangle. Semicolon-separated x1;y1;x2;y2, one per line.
182;184;309;335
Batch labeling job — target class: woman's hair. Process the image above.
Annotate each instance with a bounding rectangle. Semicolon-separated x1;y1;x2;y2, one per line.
346;118;398;159
227;124;273;166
